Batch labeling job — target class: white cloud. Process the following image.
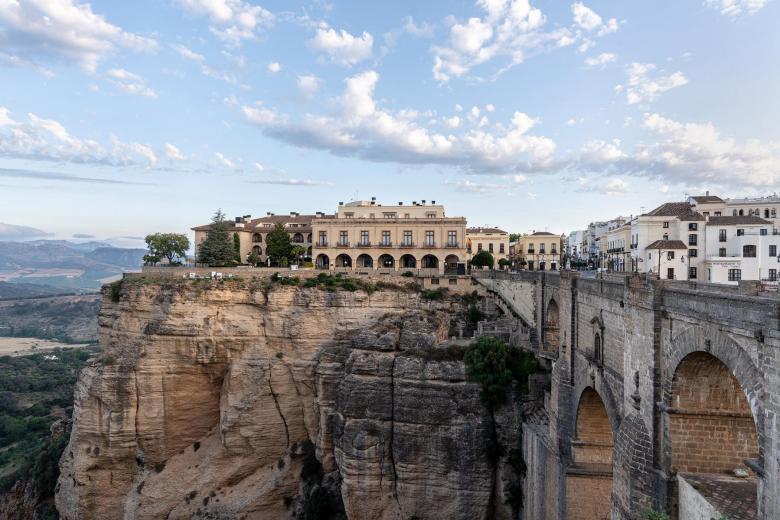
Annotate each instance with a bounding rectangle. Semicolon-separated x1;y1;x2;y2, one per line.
107;68;157;98
242;69;556;173
444;116;461;129
252;178;332;187
452;179;507;193
165;143;185;161
0;0;156;71
432;0;618;82
0;106;157;167
403;16;435;38
310;26;374;66
572;2;618;35
215;151;236;169
0;52;54;77
485;103;495;112
267;61;281;73
297;75;321;98
254;162;265;171
576;175;629;195
578;113;780;188
176;0;274;43
704;0;769;16
584;52;616;67
619;62;688;105
172;44;204;62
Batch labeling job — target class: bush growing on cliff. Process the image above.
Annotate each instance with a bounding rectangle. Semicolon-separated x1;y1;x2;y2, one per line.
464;337;539;409
419;287;448;300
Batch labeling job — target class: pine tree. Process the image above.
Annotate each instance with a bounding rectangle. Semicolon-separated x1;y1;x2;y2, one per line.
265;222;292;266
233;232;241;263
197;210;235;266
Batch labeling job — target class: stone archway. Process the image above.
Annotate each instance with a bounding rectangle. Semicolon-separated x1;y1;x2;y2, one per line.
378;254;395;269
567;387;615;520
335;254;352;268
669;352;758;474
400;254;416;268
421;255;439;269
356;254;373;268
315;254;329;269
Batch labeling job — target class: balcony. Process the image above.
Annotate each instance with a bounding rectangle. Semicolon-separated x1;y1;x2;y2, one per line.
527;249;536;255
337;241;349;247
356;242;371;247
445;242;460;248
317;242;328;247
378;242;393;247
399;241;415;248
423;242;435;247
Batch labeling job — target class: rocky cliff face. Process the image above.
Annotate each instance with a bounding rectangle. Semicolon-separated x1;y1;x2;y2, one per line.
56;277;523;519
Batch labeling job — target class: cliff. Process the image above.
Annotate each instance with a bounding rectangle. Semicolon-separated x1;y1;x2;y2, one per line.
56;276;524;519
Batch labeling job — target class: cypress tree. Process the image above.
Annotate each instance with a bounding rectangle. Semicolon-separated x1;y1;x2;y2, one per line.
197;210;235;266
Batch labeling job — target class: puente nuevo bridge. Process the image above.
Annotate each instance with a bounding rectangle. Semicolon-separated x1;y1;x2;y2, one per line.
473;270;779;520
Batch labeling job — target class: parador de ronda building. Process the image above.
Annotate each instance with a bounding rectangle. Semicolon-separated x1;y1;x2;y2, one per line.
192;198;472;273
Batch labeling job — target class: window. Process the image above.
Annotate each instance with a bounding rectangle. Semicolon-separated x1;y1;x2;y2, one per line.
425;231;434;246
737;229;745;236
477;243;483;251
733;209;738;216
667;251;675;260
663;233;669;240
760;228;768;236
528;243;535;254
383;212;397;219
667;268;675;279
771;245;778;257
688;223;698;231
765;209;771;219
499;243;505;254
447;230;457;246
381;231;391;246
719;229;727;242
430;278;439;285
551;244;558;254
540;244;546;254
772;209;777;218
728;269;741;282
488;243;494;253
318;231;327;246
360;230;369;245
663;221;669;228
743;245;756;257
594;333;603;365
689;267;697;280
715;211;722;216
689;248;698;257
539;262;546;271
339;231;348;246
769;269;777;281
719;247;727;257
527;261;534;270
403;231;412;246
344;212;354;218
426;212;437;218
688;234;697;246
449;278;458;285
404;213;410;218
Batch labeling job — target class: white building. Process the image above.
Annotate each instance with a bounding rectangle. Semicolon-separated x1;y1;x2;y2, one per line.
566;230;587;263
703;215;780;285
630;203;705;280
725;194;780;229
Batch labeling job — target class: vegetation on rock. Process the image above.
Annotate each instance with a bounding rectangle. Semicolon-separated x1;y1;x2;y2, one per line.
464;336;539;409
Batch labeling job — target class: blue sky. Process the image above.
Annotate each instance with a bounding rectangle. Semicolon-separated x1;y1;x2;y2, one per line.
0;0;778;245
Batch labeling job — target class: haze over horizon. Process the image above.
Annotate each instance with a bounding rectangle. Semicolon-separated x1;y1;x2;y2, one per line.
1;0;778;243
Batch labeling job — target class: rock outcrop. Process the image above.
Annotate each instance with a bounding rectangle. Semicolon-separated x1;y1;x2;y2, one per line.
56;276;524;519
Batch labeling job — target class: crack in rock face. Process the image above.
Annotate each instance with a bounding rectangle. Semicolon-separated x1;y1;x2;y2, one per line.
56;280;524;520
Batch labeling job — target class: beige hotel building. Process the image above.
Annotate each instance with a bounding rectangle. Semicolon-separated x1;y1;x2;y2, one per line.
193;198;467;273
311;199;466;272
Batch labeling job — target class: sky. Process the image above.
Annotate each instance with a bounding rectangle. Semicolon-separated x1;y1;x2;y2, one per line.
0;0;778;245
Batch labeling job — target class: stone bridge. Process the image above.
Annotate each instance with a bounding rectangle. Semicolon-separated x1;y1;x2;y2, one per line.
473;270;780;520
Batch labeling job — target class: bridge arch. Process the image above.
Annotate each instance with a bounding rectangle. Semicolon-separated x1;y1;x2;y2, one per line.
567;387;616;520
544;298;560;350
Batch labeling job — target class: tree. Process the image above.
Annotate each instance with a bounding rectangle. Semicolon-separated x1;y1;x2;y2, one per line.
233;233;242;263
471;250;495;268
265;222;292;266
290;245;306;266
498;258;510;269
509;233;522;243
247;249;261;267
145;233;190;265
197;210;235;266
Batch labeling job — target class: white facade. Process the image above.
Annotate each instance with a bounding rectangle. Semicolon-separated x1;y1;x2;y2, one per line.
725;194;780;229
704;218;780;285
566;230;587;261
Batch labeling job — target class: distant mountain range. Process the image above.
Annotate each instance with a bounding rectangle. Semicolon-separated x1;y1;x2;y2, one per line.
0;239;146;291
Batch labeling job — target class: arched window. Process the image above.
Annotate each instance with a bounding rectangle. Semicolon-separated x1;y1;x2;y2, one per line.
594;333;603;365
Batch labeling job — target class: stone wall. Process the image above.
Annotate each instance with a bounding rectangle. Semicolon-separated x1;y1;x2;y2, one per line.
475;270;780;519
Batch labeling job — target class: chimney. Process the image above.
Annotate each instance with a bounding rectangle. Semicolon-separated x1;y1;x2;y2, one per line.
398;201;402;205
339;201;343;206
422;199;426;205
431;200;436;204
290;211;296;216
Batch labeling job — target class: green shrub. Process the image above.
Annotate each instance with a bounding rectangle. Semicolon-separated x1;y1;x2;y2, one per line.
644;510;670;520
420;287;448;300
464;337;539;409
108;280;123;302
